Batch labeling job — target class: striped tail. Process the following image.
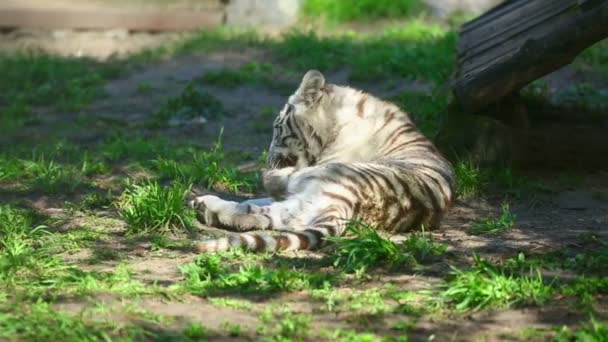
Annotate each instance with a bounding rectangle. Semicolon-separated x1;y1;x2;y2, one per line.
195;228;328;253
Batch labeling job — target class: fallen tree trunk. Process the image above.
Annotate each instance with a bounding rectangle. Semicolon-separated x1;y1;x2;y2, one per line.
451;0;608;113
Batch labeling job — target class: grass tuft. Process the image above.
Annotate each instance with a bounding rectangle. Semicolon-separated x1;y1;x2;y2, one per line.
441;254;552;311
0;205;62;286
454;159;484;199
468;203;516;235
328;222;446;272
153;130;256;192
0;52;121;131
328;221;412;272
155;83;226;126
180;252;332;295
403;227;448;262
116;181;195;234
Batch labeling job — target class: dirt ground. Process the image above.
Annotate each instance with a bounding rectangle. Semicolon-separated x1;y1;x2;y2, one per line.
3;30;608;341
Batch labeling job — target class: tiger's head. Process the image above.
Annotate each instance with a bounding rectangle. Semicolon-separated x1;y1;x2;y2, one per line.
267;70;331;170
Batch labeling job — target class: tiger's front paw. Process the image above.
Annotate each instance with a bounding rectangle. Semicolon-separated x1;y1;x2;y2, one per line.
263;167;296;200
188;195;222;227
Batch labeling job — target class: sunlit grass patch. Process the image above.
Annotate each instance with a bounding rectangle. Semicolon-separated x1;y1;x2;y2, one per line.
43;226;107;254
0;144;110;193
0;301;149;342
153;130;256;192
274;25;456;84
23;156;86;193
0;205;63;287
349;24;457;83
98;135;174;162
0;52;123;132
116;181;195;234
328;221;413;273
302;0;422;22
153;21;456;87
440;254;552;311
311;286;392;315
468;203;516;235
179;251;333;295
208;297;254;310
328;222;446;273
258;306;312;341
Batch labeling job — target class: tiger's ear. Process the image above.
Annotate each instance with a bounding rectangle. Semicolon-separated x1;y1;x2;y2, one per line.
297;70;325;105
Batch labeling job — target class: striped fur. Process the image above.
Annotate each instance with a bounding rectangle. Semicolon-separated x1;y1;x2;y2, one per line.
189;70;455;253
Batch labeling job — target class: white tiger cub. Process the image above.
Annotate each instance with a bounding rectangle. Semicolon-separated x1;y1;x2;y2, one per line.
189;70;455;253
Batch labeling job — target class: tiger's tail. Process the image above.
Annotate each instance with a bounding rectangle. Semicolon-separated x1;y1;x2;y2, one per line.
194;228;331;253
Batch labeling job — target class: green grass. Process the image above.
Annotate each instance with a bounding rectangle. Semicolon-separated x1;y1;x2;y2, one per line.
0;205;54;285
182;322;209;341
441;254;553;311
96;131;256;192
575;40;608;76
153;130;256;192
454;159;484;199
145;23;456;86
116;181;195;234
0;53;122;130
98;135;175;162
439;252;608;312
402;227;448;262
24;156;86;193
199;62;292;92
328;222;446;272
258;307;312;342
208;297;254;310
328;221;413;272
0;301;150;342
43;226;108;254
468;203;516;235
272;25;456;83
0;143;111;193
179;251;333;295
556;318;608;342
311;286;393;315
302;0;422;22
154;82;226;126
453;160;543;200
544;247;608;275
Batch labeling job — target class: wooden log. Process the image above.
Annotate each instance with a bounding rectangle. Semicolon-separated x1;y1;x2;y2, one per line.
451;0;608;113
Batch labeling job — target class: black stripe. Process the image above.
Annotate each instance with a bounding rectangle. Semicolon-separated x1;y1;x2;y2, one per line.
252;234;267;251
367;167;398;195
321;191;354;208
315;224;338;236
422;181;441;211
262;214;274;229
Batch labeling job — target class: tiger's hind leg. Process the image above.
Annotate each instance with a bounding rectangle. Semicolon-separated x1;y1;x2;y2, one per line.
189;195;300;232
